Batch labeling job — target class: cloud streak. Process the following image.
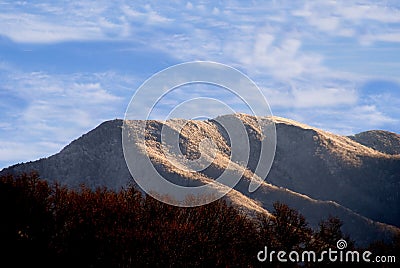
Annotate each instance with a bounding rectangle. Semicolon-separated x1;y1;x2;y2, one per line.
0;0;399;167
0;65;131;168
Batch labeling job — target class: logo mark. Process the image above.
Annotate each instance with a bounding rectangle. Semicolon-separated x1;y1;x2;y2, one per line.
336;239;348;250
122;61;276;207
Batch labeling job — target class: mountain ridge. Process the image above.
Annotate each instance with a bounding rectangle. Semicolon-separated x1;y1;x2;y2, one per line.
1;114;399;246
348;130;400;155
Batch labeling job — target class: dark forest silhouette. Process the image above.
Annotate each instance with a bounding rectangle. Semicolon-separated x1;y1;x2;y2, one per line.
0;172;398;267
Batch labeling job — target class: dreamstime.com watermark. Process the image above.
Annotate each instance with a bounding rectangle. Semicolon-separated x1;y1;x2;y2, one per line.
257;239;396;264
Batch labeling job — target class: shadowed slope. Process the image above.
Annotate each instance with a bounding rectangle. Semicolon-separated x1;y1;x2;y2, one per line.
1;114;399;245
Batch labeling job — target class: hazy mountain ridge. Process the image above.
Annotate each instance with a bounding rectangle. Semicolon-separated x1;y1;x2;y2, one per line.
348;130;400;155
265;116;400;227
1;114;399;246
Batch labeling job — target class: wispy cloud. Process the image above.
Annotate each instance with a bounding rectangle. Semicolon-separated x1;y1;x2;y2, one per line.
0;13;103;43
0;0;399;167
0;64;131;168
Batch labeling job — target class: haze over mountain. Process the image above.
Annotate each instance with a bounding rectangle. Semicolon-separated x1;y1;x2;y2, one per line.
1;114;399;246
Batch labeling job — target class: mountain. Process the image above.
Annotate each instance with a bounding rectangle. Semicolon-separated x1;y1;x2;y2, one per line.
348;130;400;155
3;119;131;189
1;114;399;246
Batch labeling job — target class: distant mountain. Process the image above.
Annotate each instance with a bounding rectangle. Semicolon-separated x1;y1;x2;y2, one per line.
1;114;399;246
348;130;400;155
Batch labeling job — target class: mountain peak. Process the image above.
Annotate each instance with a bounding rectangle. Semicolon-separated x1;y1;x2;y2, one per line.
1;114;399;246
349;130;400;155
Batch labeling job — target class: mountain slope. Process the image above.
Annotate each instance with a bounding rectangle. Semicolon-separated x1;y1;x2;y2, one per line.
3;119;131;189
1;114;399;246
348;130;400;155
265;116;400;227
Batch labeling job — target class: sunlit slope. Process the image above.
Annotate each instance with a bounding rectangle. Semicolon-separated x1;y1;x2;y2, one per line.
2;114;399;245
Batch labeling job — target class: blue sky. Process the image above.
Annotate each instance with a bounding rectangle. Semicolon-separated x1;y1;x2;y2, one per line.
0;0;400;168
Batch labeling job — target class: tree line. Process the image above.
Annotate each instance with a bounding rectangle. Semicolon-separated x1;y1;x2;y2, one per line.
0;172;398;267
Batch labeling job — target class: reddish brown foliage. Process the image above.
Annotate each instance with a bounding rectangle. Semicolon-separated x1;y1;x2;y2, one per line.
0;173;397;267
